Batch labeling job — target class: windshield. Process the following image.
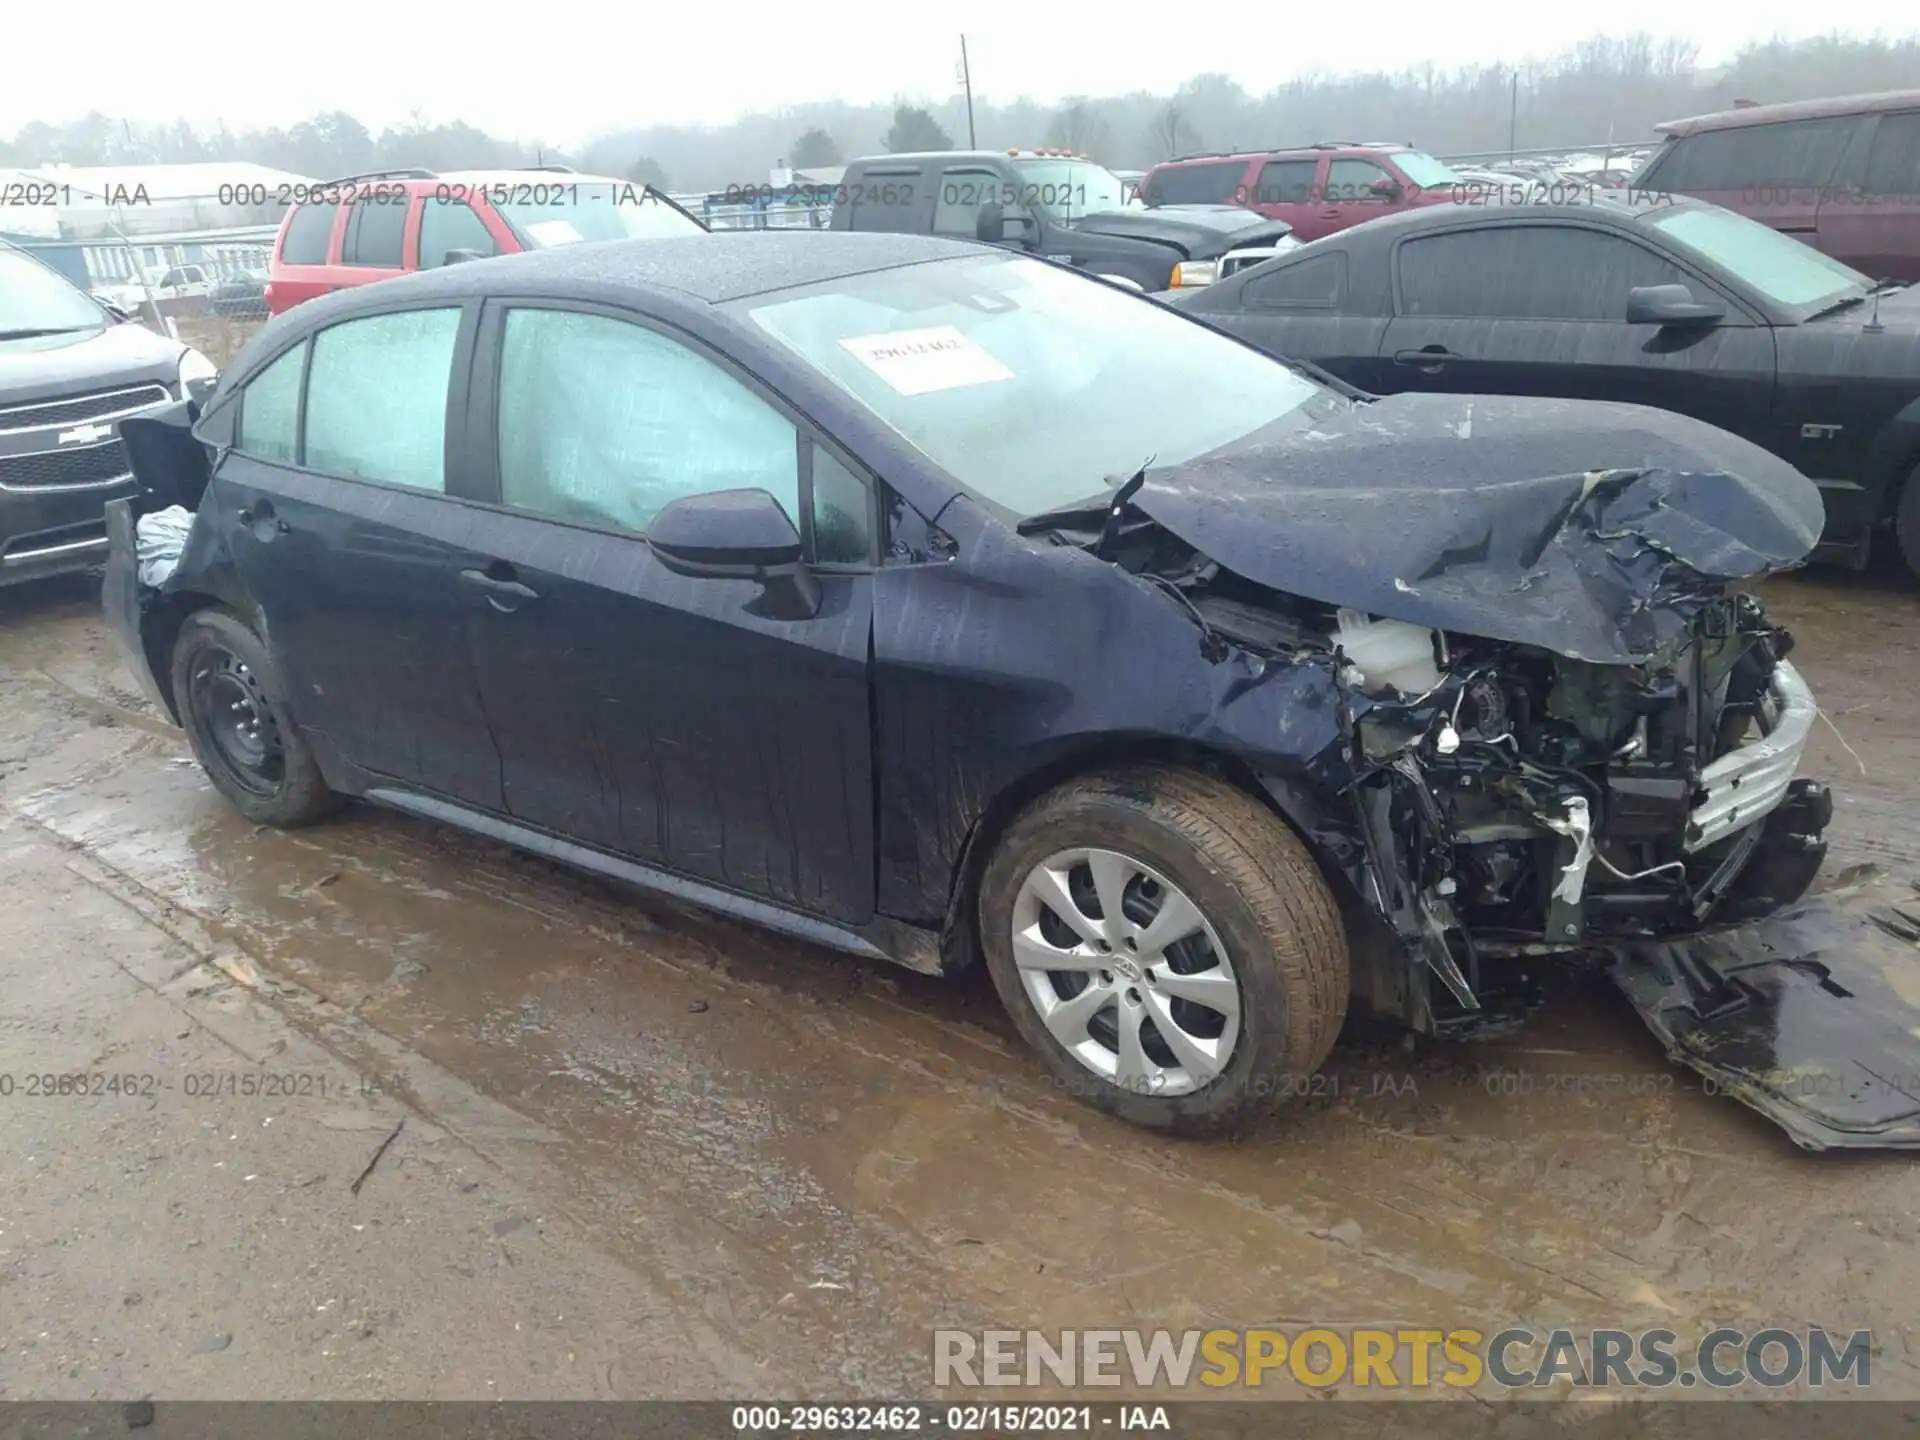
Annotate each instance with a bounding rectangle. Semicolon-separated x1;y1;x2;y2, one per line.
1392;151;1464;188
0;248;107;336
733;253;1327;519
491;182;704;248
1009;160;1138;218
1649;205;1867;309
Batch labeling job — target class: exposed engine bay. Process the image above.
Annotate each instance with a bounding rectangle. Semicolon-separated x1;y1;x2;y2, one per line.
1028;498;1829;1039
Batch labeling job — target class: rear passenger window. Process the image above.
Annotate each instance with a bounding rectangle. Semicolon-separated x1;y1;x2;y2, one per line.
1649;117;1853;194
1254;160;1317;205
1398;227;1687;320
1245;252;1346;308
343;196;407;268
418;198;498;268
280;202;337;265
235;344;305;464
1144;161;1245;206
304;309;461;490
845;172;925;232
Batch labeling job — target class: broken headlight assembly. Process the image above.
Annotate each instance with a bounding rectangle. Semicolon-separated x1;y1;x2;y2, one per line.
1333;595;1826;1033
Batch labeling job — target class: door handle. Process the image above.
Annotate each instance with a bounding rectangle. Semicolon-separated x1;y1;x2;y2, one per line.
1393;345;1456;370
459;567;539;612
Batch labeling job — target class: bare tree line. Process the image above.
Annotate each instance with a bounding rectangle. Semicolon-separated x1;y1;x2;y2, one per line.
2;32;1914;195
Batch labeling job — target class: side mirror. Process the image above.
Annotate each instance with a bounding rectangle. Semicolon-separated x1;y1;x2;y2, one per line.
976;202;1034;247
1627;283;1724;327
1369;178;1402;200
648;488;820;619
442;248;487;266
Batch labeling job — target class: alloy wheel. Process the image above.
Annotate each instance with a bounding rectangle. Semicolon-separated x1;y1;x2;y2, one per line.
1009;848;1242;1097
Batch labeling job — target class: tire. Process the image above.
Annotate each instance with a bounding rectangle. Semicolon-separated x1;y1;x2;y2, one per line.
171;607;341;828
1895;462;1920;581
977;765;1349;1136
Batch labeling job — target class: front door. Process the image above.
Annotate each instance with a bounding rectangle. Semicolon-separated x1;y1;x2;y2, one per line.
1381;222;1778;450
217;305;505;806
454;302;879;924
1313;156;1402;239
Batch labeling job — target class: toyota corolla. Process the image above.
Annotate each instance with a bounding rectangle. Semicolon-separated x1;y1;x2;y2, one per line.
101;232;1901;1144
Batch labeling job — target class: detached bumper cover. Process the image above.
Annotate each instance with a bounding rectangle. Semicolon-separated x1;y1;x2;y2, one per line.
1609;863;1920;1151
1686;660;1817;852
101;497;174;719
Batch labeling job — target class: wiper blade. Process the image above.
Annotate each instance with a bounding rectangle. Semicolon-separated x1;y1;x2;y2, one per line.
1015;492;1120;536
0;325;93;340
1803;292;1871;321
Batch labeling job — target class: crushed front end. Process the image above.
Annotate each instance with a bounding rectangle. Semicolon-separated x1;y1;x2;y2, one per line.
1333;592;1828;1035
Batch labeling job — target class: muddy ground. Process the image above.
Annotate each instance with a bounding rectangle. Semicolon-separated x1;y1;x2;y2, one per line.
2;561;1919;1405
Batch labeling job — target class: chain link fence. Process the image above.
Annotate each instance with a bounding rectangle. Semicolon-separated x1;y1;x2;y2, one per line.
13;220;274;366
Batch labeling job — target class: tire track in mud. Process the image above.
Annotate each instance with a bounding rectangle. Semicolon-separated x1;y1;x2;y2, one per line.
0;683;1699;1383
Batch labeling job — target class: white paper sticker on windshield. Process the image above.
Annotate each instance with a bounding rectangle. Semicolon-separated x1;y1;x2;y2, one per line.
525;219;583;247
838;326;1012;396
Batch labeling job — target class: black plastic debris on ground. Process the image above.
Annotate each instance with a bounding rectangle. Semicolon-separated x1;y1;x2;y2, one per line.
1608;867;1920;1150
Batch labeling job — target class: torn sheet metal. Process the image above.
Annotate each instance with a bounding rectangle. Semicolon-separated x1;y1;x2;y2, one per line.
1608;868;1920;1150
1130;392;1823;664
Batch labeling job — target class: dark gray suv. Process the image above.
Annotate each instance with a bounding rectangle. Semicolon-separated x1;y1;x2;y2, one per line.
0;243;218;586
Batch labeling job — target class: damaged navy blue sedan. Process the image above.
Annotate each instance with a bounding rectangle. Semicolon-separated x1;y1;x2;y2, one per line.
103;232;1854;1141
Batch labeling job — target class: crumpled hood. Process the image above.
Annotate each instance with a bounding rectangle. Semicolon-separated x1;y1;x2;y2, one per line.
1134;392;1825;664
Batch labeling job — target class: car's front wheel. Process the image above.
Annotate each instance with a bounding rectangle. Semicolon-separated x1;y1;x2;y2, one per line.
978;766;1349;1135
172;607;341;828
1895;461;1920;581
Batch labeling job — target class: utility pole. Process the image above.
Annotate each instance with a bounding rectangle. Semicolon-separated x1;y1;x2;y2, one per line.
959;35;977;148
1508;70;1519;163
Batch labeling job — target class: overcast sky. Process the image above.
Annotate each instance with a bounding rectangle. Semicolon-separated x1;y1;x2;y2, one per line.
5;6;1915;143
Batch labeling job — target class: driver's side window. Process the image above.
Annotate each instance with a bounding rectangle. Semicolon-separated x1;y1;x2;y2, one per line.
496;308;800;537
933;169;1005;239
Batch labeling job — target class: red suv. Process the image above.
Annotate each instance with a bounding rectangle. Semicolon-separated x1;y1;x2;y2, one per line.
1635;90;1920;281
264;167;708;316
1138;143;1464;243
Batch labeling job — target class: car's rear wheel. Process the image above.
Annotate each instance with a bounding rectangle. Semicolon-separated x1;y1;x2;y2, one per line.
1894;461;1920;581
977;766;1349;1136
172;607;340;828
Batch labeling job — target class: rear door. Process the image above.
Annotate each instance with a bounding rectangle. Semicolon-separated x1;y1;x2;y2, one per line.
1381;222;1777;448
453;300;878;923
216;304;505;805
1247;157;1320;232
338;188;412;287
1817;109;1920;281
